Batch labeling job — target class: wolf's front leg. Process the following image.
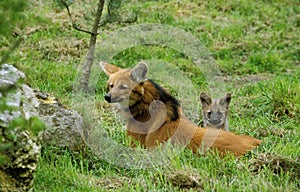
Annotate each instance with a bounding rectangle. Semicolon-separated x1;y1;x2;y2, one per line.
144;100;169;147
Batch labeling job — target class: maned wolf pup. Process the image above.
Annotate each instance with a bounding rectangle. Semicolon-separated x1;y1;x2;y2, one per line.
100;61;261;157
200;92;231;131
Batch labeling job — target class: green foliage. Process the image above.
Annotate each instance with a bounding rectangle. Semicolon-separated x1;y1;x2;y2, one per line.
0;0;28;64
0;97;15;112
6;116;46;137
0;0;28;37
29;116;46;135
101;0;139;26
0;114;45;165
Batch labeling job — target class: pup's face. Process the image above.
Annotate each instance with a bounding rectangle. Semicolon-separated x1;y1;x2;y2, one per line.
200;92;231;128
100;62;148;107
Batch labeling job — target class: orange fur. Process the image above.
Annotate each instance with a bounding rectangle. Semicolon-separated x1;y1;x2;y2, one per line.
100;62;261;157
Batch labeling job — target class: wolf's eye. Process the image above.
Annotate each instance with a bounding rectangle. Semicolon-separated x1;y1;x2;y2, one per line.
107;83;113;91
207;111;212;117
217;111;222;116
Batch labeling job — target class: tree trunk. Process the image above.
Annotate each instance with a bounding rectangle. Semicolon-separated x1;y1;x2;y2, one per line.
78;0;105;92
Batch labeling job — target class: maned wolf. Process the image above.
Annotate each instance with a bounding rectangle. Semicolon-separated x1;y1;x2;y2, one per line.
100;61;261;157
200;92;231;131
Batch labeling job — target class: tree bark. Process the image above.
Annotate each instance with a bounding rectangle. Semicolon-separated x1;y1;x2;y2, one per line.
78;0;105;92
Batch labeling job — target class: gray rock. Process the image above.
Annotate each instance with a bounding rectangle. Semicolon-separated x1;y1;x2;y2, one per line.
0;64;41;192
0;64;86;191
0;64;25;91
35;90;85;151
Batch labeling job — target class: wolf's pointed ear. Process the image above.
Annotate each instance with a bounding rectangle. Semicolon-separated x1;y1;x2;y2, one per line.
200;92;212;108
219;93;232;108
130;62;148;82
99;62;121;76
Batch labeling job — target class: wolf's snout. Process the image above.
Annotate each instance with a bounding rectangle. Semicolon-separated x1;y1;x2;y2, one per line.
104;93;112;103
208;118;221;125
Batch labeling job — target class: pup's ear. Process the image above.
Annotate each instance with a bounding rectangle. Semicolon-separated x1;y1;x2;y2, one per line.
200;92;212;108
219;93;232;108
130;62;148;82
99;62;121;76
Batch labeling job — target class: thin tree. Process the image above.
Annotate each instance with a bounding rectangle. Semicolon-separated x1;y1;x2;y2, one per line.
61;0;105;92
60;0;138;92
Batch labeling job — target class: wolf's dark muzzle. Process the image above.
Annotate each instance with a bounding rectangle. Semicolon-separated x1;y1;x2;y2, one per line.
104;93;112;103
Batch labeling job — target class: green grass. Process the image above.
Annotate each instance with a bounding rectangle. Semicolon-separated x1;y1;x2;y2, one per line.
1;0;300;191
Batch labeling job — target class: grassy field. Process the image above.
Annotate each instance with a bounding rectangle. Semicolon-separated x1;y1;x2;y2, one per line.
2;0;300;191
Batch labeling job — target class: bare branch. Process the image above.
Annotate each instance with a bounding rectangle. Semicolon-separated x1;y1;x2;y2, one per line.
61;0;99;35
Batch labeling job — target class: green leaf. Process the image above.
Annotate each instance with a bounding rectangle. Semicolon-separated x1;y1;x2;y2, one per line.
29;116;46;135
0;154;9;165
8;117;27;130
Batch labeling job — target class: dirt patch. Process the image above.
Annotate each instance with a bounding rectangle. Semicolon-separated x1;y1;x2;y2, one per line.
30;38;88;62
256;127;296;138
91;176;132;190
224;74;273;88
249;153;300;181
166;168;204;191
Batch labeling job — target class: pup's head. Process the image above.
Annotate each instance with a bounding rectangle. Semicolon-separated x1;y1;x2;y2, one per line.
99;61;148;107
200;92;231;129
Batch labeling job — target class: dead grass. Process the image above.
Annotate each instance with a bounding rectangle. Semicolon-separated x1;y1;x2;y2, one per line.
256;127;296;138
90;176;132;190
249;153;300;182
166;168;204;191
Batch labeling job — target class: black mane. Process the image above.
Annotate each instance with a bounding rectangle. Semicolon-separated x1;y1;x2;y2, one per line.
148;79;180;121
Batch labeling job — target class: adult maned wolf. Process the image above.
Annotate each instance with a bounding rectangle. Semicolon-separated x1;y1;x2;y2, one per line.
100;61;261;157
